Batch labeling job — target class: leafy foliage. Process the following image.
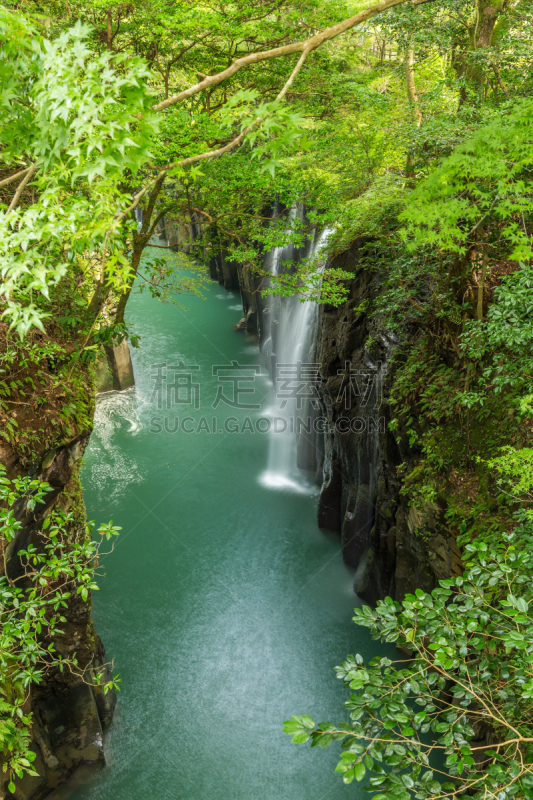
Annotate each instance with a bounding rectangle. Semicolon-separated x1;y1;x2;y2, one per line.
400;98;533;260
286;522;533;798
0;466;120;787
0;10;157;335
461;262;533;395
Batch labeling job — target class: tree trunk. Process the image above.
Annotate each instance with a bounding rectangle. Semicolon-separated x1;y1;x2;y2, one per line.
115;241;144;325
476;243;489;321
404;46;421;186
475;3;500;48
87;275;110;324
106;11;113;50
405;48;422;127
114;283;134;326
471;1;509;95
114;178;167;325
490;60;509;95
451;0;508;103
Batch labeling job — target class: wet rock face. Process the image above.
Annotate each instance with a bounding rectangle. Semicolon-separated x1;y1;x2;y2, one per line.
17;634;116;800
312;238;458;603
96;340;135;393
208;251;262;337
317;459;343;532
1;438;116;800
208;249;241;291
342;483;373;567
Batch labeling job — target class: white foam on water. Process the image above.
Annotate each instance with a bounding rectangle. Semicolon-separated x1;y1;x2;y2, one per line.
88;388;145;502
94;387;142;437
258;470;313;495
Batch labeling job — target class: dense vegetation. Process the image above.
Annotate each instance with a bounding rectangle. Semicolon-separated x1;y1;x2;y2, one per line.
2;0;533;796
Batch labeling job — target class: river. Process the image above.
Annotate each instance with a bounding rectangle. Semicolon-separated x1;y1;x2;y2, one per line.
66;273;379;800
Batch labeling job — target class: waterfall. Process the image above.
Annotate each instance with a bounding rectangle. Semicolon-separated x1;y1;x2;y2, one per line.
260;218;331;493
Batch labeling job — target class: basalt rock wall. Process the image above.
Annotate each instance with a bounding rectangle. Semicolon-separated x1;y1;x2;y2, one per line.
213;233;461;604
207;249;264;336
313;239;461;603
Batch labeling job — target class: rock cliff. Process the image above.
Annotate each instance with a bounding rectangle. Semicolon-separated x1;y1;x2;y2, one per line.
1;433;116;800
0;332;116;800
312;238;463;603
207;231;464;604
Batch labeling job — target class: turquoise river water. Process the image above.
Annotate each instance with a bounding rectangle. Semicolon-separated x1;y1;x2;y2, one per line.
66;276;380;800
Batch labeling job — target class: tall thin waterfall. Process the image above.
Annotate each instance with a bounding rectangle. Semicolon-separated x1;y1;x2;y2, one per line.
260;223;331;493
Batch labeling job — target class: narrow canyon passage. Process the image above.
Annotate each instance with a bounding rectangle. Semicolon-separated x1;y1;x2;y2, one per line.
64;280;379;800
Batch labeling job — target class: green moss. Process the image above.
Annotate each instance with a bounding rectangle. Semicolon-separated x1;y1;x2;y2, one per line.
0;251;102;468
388;331;526;544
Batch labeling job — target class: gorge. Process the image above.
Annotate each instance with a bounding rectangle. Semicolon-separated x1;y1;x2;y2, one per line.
61;242;383;800
3;1;533;797
8;214;460;799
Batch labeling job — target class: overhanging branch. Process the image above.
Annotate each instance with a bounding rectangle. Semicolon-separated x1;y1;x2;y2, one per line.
152;0;438;112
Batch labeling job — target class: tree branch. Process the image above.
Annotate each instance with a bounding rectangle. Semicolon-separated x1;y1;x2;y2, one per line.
190;206;244;243
152;0;438;112
6;166;36;213
116;0;435;236
0;167;32;189
276;46;311;101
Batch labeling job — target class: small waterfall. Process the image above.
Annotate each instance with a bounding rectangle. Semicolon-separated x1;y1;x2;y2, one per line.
260;218;331;493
